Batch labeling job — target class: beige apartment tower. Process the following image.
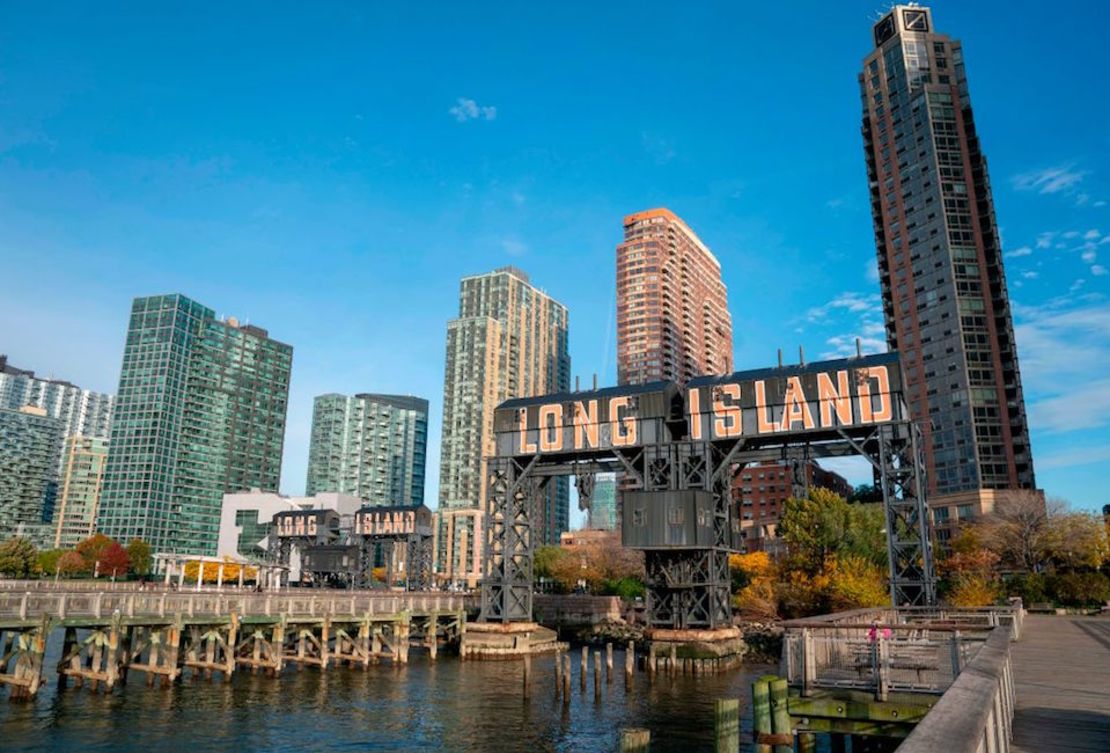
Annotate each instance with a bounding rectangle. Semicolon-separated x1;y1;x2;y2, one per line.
434;267;570;587
616;208;733;386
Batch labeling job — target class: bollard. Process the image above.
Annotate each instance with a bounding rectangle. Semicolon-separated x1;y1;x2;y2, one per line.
606;642;613;683
620;728;651;752
581;646;588;691
555;651;563;697
769;677;792;753
714;698;740;753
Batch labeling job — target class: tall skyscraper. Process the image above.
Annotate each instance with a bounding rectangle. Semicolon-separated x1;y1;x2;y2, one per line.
98;294;293;555
860;6;1036;517
305;393;428;507
616;208;733;386
588;472;618;531
435;266;570;586
0;405;64;542
53;436;109;549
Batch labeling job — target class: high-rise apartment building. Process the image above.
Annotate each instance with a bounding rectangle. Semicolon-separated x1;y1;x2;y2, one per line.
0;356;114;443
0;405;64;541
435;266;570;586
860;6;1036;510
305;393;428;507
52;436;109;549
616;208;733;386
98;294;293;555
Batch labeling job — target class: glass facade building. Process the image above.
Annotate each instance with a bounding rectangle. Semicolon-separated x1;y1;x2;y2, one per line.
0;406;64;541
588;472;618;531
305;393;428;507
98;294;293;556
435;267;571;586
860;6;1036;504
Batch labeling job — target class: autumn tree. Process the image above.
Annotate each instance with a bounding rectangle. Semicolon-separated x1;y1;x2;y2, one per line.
76;533;115;573
941;526;1001;608
36;549;66;577
0;537;38;577
57;551;87;577
97;541;131;578
1040;512;1109;571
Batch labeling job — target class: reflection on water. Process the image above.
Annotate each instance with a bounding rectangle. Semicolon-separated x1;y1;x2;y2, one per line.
0;637;776;752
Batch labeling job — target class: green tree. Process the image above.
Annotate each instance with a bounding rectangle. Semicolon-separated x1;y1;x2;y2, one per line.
534;545;567;580
0;537;38;577
778;488;887;574
36;548;66;577
126;538;153;576
1041;512;1109;571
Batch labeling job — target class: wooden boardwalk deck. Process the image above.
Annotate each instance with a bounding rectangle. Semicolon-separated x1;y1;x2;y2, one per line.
1011;615;1110;752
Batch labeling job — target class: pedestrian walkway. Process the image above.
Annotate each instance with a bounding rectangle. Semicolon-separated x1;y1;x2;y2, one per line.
1011;614;1110;752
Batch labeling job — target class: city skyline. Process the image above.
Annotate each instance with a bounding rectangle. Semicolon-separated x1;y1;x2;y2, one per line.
2;2;1108;517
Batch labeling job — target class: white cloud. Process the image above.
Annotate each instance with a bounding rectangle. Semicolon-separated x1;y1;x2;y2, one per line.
1038;444;1110;471
1014;302;1110;434
1084;229;1100;241
806;291;887;359
449;98;497;122
1082;250;1097;263
1011;164;1086;195
865;261;881;284
807;291;881;321
1006;246;1033;258
1021;271;1039;280
1093;265;1107;276
1035;232;1055;249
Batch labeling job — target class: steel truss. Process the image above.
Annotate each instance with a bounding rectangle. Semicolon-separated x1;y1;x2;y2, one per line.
479;419;936;625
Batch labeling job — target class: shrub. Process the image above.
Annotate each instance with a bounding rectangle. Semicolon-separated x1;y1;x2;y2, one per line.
1047;571;1110;608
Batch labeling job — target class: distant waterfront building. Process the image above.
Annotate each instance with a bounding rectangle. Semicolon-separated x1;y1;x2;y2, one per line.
435;266;571;587
217;489;362;564
52;436;109;549
0;405;64;542
98;294;293;556
588;472;618;531
732;461;852;553
305;393;428;507
860;6;1036;517
0;355;114;445
616;208;733;386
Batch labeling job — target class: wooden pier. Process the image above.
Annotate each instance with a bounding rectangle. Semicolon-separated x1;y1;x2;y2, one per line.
0;589;473;698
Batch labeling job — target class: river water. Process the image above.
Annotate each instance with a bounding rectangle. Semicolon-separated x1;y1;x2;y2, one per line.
1;639;776;752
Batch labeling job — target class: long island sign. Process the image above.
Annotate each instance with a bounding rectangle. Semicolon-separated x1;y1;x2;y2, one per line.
495;353;904;456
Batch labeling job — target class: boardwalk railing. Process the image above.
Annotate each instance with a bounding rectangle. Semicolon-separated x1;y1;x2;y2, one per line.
780;602;1023;700
895;626;1016;753
0;590;476;624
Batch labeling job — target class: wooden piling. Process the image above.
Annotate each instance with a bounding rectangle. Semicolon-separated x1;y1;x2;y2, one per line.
714;698;740;753
752;676;773;753
523;655;531;699
620;728;651;752
562;653;571;703
769;677;792;753
580;646;588;691
606;642;613;682
594;651;602;700
625;641;634;688
669;645;677;676
797;732;816;753
554;651;563;696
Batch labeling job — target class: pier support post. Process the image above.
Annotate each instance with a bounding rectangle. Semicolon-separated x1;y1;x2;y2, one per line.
606;642;613;683
620;728;651;752
594;651;602;700
714;698;740;753
752;675;773;753
769;677;792;753
580;646;588;691
625;642;634;688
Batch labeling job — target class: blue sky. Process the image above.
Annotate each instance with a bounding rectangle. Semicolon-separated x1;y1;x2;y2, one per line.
2;1;1108;521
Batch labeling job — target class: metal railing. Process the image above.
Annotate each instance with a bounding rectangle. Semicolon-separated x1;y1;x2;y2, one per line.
0;590;476;623
780;602;1023;700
